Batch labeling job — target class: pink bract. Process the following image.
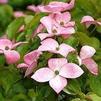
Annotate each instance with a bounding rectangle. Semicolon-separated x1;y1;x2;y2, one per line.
14;11;26;18
17;50;42;77
27;0;75;13
38;38;75;57
38;15;75;40
0;39;26;64
80;45;98;75
81;15;101;28
31;58;84;93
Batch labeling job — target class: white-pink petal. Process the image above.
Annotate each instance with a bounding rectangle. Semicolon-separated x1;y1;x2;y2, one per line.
58;43;75;57
81;16;95;23
48;58;67;71
80;45;96;60
82;58;98;75
31;68;55;82
55;12;71;25
81;16;95;28
0;39;12;50
60;27;75;35
14;11;25;18
59;63;84;78
4;50;20;64
38;38;59;52
17;63;28;68
49;75;67;93
24;50;41;65
12;41;27;49
38;33;53;40
40;16;53;33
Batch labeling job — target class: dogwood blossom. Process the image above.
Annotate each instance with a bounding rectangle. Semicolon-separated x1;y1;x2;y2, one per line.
0;39;26;64
27;0;75;13
79;45;98;75
31;58;84;93
81;15;101;28
54;12;75;27
14;11;26;18
38;38;75;57
38;15;75;40
17;50;42;77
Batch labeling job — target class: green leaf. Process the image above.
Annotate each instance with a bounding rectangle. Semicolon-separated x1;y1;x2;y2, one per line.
87;93;101;101
6;17;24;40
25;13;46;37
67;52;79;65
88;73;101;97
0;5;13;36
12;93;30;101
63;79;81;95
76;32;100;49
24;15;34;25
0;93;4;101
0;67;21;94
71;98;87;101
63;36;79;48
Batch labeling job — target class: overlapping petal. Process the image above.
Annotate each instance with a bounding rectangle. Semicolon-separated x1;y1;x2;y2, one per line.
82;58;98;75
80;45;96;60
49;75;67;93
0;39;12;50
4;50;20;64
24;50;41;65
31;68;55;82
58;43;75;57
48;58;67;71
81;15;101;27
55;12;71;25
59;63;84;78
38;38;59;52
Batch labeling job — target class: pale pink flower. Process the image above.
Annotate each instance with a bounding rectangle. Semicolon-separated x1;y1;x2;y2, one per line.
79;45;98;75
38;38;75;57
0;39;26;64
38;15;75;40
13;11;26;18
31;58;84;93
17;50;42;77
81;15;101;28
27;0;75;13
0;0;7;4
54;12;75;27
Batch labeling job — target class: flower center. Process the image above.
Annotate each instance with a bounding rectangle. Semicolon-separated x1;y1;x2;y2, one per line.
60;21;64;26
52;29;57;34
5;46;9;50
56;47;59;51
55;70;59;75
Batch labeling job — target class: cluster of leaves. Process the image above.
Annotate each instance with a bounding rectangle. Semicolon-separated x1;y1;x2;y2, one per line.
0;0;101;101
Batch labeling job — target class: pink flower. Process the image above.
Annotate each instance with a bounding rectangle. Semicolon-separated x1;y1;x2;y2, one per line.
0;0;7;4
13;11;26;18
27;0;75;13
79;45;98;75
0;39;26;64
54;12;75;27
17;50;42;77
81;15;101;28
38;38;75;57
31;58;84;93
38;15;75;40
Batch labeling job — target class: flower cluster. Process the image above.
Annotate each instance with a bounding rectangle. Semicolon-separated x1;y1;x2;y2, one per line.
0;0;99;94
